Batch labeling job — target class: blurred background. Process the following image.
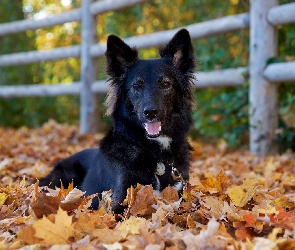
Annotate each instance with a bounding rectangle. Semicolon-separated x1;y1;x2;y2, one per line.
0;0;294;150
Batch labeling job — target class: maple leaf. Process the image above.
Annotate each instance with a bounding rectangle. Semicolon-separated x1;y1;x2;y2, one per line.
202;170;229;193
243;213;256;227
100;189;113;213
74;211;100;236
4;122;295;249
92;228;122;244
31;191;60;218
254;237;276;250
129;185;156;216
0;193;8;205
202;196;223;219
161;186;179;203
234;221;255;240
277;239;295;250
33;207;74;245
57;181;75;200
182;218;229;250
122;183;142;207
118;216;148;238
226;178;259;207
151;200;175;228
221;201;242;221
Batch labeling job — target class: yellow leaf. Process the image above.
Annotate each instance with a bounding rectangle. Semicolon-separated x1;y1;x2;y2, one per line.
0;193;8;205
14;215;32;224
33;207;74;245
253;203;278;215
226;179;258;207
201;171;228;193
92;228;122;244
118;216;147;237
282;175;295;187
272;197;293;210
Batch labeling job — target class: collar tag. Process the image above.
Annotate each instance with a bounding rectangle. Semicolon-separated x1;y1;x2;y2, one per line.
156;162;165;176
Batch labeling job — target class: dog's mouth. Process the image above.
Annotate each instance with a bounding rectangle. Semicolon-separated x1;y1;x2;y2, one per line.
144;122;162;138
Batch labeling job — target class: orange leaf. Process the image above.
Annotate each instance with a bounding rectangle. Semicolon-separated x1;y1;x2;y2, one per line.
161;186;179;203
243;213;256;227
129;185;156;216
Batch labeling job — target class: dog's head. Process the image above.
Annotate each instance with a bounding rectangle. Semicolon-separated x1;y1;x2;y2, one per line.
105;29;195;139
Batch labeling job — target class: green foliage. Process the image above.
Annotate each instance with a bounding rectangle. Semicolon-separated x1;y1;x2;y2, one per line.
192;84;249;148
0;0;81;128
0;0;295;151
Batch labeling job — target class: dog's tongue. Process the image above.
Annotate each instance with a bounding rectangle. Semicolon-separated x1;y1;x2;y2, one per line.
144;122;161;135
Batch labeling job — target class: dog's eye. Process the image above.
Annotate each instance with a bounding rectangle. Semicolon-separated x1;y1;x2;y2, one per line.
160;78;172;89
132;83;141;90
132;79;144;90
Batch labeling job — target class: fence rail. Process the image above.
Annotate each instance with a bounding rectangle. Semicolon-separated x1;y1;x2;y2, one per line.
0;67;249;97
0;0;295;155
0;0;147;36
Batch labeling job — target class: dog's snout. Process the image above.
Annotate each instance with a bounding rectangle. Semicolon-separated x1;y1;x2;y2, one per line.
143;108;158;120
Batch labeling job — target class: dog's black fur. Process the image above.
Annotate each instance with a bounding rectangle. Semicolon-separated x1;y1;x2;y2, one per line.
39;29;195;212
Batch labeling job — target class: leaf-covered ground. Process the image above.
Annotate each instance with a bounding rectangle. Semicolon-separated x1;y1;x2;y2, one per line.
1;120;295;249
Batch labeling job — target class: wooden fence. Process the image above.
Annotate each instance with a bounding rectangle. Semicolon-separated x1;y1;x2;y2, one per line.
0;0;295;156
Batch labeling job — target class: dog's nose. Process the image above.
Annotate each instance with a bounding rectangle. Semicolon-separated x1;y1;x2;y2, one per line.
143;108;158;120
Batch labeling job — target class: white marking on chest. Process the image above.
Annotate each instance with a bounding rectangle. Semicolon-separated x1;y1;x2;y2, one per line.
151;136;172;150
154;174;161;191
173;181;183;191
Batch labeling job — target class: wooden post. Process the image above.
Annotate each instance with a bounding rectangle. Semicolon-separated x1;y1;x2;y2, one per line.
80;0;99;134
249;0;278;155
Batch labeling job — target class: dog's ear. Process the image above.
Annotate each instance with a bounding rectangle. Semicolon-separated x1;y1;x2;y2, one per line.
106;35;138;78
159;29;195;73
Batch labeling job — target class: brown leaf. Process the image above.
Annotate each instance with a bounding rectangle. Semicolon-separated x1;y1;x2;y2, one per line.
129;185;156;216
57;181;74;200
278;240;295;250
186;214;196;229
161;186;179;203
21;225;42;245
122;183;142;207
92;228;122;244
31;192;60;218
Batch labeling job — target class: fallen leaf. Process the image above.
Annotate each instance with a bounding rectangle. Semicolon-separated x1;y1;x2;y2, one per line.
122;183;142;207
253;237;276;250
161;186;179;203
243;213;256;227
277;239;295;250
226;179;259;207
205;196;225;218
129;185;156;216
31;192;60;218
182;218;227;249
2;122;295;249
33;207;74;244
118;216;148;237
92;228;122;244
0;193;8;205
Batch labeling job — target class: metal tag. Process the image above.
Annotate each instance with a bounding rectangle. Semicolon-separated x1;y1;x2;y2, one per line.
156;162;165;176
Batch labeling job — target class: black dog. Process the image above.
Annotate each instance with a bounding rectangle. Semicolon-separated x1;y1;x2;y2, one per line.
40;29;196;212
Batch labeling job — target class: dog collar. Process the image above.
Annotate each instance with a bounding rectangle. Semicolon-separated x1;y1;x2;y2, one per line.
155;161;187;190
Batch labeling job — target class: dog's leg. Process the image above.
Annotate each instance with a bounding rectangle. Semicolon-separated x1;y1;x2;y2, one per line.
39;148;97;189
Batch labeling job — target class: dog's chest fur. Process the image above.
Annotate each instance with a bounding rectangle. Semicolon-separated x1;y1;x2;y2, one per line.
100;129;190;192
